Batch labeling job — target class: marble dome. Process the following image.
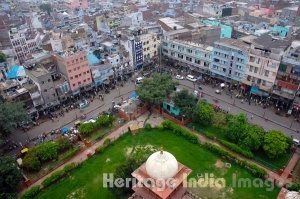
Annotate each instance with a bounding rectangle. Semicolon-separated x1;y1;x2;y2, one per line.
145;150;178;180
286;191;300;199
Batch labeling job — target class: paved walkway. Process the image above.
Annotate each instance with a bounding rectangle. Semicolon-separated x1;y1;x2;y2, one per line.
23;113;158;191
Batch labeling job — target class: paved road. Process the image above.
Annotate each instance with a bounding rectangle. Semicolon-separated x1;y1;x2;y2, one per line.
177;79;300;140
9;81;136;144
9;76;300;146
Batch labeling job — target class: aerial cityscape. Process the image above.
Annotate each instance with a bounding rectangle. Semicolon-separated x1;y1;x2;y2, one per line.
1;0;300;198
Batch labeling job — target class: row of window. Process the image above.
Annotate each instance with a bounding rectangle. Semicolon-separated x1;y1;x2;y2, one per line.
69;70;90;79
212;65;242;77
68;65;89;73
246;76;269;86
249;66;271;77
66;56;87;65
72;78;91;87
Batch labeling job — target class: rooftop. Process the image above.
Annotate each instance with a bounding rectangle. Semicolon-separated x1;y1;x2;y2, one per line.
216;38;250;51
253;34;291;50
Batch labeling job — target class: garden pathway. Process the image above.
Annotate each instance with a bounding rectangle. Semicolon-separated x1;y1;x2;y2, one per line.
23;112;297;194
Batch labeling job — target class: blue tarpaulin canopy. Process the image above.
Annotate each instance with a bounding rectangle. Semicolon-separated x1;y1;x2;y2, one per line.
250;86;269;97
129;91;138;99
61;127;69;134
7;65;26;79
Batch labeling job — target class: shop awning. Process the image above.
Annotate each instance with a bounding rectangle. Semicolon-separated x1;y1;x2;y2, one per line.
250;86;269;97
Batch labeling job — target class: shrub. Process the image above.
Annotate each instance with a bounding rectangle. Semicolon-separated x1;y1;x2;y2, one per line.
22;155;41;171
287;183;300;191
144;123;152;131
161;120;198;144
56;137;72;152
95;115;115;128
63;163;77;173
79;122;95;136
219;139;254;159
32;141;58;162
42;169;66;188
21;185;40;199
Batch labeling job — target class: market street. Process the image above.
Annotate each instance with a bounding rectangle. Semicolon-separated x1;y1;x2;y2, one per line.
8;77;300;146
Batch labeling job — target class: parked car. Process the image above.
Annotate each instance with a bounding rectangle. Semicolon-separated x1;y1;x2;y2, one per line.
215;89;221;94
175;75;184;80
186;75;197;82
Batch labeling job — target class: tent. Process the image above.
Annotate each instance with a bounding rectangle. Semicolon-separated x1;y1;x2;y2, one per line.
129;91;138;99
7;65;26;79
61;127;69;134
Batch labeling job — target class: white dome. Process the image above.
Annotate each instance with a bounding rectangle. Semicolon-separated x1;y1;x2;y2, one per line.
145;151;178;180
286;191;300;199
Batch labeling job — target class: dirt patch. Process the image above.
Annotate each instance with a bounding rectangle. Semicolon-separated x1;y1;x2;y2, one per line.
215;159;225;169
67;187;86;199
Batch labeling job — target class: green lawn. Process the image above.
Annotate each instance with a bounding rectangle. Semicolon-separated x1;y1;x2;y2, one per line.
189;122;291;172
36;129;280;199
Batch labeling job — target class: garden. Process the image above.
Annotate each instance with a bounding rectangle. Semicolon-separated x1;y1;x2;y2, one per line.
26;125;280;199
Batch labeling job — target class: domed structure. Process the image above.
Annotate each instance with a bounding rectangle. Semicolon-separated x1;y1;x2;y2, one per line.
285;191;300;199
145;150;178;180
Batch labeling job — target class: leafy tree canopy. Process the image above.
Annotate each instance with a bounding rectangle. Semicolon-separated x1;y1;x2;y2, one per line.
173;89;197;117
263;130;291;158
0;101;30;137
195;100;214;126
0;156;22;197
226;113;248;143
136;74;177;105
0;52;6;62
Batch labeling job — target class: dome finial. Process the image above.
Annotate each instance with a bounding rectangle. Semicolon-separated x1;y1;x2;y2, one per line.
160;146;163;154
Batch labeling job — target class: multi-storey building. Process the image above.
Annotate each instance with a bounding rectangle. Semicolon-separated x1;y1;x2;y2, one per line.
54;48;92;94
140;32;160;62
162;39;212;74
24;54;60;109
65;0;88;10
273;40;300;109
210;39;250;82
242;35;289;96
9;28;40;64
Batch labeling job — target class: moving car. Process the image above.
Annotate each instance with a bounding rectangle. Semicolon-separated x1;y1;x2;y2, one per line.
175;75;184;80
215;89;221;94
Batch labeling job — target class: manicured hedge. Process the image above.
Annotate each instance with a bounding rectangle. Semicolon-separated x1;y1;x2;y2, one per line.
203;143;266;178
42;163;78;188
21;185;40;199
219;139;254;159
162;120;198;144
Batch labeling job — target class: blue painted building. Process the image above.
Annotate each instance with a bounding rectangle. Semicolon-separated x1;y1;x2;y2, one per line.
201;18;232;39
210;39;249;82
91;65;114;87
271;25;291;38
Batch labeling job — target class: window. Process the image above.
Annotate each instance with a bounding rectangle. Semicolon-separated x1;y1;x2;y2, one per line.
79;74;81;77
83;72;86;75
68;70;72;73
254;67;258;73
70;76;73;80
73;84;76;87
264;70;269;77
87;78;90;81
249;66;253;72
78;81;81;85
77;67;80;70
83;79;86;83
87;71;89;73
75;75;78;78
44;89;47;92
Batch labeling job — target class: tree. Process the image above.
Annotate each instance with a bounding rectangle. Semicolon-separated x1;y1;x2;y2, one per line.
0;101;30;137
212;112;227;128
241;124;265;151
0;156;22;198
39;3;52;15
263;130;291;158
0;52;6;62
136;74;177;106
31;141;58;162
195;100;214;126
173;89;197;118
79;122;95;136
56;137;72;152
226;113;248;143
22;155;41;171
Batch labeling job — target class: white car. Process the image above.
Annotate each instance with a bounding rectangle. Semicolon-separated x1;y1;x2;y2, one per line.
194;90;199;96
175;75;184;80
215;89;221;94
